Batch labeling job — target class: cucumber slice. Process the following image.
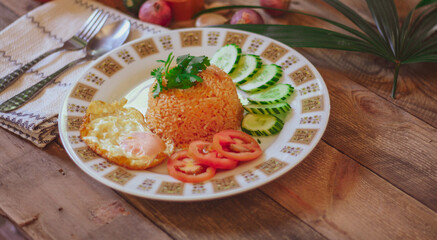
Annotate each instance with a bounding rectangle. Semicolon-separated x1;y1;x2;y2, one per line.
243;102;291;115
242;113;284;136
229;54;262;85
247;83;294;105
238;64;282;93
211;44;241;74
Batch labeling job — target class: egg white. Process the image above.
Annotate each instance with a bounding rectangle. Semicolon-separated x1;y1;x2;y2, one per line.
80;98;174;170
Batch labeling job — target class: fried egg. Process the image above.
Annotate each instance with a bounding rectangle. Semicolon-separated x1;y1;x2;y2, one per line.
80;98;174;170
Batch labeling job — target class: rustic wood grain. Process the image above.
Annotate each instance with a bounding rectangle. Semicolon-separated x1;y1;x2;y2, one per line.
0;0;40;16
0;2;20;30
261;141;437;240
319;67;437;211
0;0;436;239
121;190;327;240
302;48;437;126
0;128;171;240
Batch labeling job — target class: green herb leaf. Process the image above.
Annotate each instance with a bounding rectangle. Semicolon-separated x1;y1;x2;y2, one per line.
186;56;210;73
150;53;210;97
176;54;194;69
151;66;164;98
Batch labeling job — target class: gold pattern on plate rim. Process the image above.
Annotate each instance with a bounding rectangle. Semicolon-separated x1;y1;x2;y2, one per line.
180;31;202;47
223;32;248;47
117;49;135;64
159;35;173;50
289;128;319;145
74;146;100;162
212;176;240;193
104;168;135;186
289;65;316;86
70;83;98;102
132;38;159;58
94;56;123;77
261;42;289;63
62;30;329;200
257;158;288;176
207;31;220;46
66;116;83;131
84;72;105;86
302;95;324;113
157;181;185;195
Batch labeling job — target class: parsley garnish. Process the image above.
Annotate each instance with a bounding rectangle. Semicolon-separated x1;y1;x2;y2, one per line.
151;52;210;98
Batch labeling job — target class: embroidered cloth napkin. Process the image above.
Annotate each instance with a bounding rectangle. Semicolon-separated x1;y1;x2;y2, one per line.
0;0;168;147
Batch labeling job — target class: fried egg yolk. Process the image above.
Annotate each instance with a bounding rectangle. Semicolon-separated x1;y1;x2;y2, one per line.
80;98;173;170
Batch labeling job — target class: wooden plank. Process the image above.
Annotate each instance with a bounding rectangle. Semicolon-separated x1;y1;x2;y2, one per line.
298;47;437;128
0;0;40;16
121;190;327;240
0;2;20;30
261;141;437;240
284;0;437;210
0;128;171;240
318;68;437;211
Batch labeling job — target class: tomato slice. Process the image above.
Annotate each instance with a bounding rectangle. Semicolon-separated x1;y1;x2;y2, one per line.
188;141;238;170
212;130;262;161
167;150;216;183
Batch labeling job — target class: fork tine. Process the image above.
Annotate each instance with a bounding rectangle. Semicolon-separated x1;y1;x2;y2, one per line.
77;10;104;40
82;13;109;42
75;9;102;38
77;10;103;40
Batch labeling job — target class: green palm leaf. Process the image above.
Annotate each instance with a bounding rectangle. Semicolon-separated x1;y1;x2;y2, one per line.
366;0;400;56
196;0;437;98
213;24;387;58
416;0;437;8
322;0;393;59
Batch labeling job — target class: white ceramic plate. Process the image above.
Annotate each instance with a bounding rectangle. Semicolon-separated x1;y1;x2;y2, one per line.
59;27;330;201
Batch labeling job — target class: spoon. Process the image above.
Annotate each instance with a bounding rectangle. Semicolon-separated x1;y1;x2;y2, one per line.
0;19;131;112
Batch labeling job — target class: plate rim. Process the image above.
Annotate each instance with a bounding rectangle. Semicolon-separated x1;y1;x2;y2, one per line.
59;27;331;201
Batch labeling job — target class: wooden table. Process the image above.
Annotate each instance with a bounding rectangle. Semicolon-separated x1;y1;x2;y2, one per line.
1;0;436;239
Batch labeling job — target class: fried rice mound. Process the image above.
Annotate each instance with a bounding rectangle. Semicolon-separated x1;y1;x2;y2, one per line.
145;65;244;148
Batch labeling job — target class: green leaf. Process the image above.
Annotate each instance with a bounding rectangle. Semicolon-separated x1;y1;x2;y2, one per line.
152;82;162;98
195;4;390;56
323;0;394;59
410;8;437;40
402;35;437;63
151;53;210;97
401;7;437;60
365;0;400;57
399;10;415;61
402;53;437;63
196;2;437;99
186;56;210;73
165;66;183;89
212;24;389;59
164;52;174;73
417;36;437;56
151;66;164;98
415;0;437;9
176;54;194;69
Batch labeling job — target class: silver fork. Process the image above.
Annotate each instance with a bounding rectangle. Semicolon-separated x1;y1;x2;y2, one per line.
0;9;107;93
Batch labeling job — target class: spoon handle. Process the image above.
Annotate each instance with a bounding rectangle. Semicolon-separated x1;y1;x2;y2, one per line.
0;57;85;112
0;47;64;94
